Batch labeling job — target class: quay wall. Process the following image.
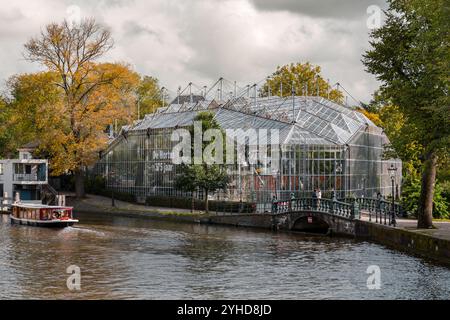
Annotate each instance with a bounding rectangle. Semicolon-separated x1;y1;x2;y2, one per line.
355;220;450;266
200;214;273;229
202;214;450;265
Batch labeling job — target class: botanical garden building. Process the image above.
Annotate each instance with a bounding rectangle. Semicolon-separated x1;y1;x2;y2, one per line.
93;94;402;204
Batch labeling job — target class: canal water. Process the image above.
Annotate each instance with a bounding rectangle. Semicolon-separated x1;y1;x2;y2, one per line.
0;212;449;300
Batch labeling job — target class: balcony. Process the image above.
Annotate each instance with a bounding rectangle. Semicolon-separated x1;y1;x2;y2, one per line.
13;173;46;182
13;162;47;183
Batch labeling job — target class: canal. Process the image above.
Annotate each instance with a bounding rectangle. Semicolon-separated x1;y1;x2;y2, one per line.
0;212;449;299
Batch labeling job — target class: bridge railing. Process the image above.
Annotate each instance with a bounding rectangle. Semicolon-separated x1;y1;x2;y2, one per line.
270;197;360;220
339;197;408;225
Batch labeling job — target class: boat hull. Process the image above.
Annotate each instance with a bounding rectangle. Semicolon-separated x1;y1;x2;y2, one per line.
10;215;78;228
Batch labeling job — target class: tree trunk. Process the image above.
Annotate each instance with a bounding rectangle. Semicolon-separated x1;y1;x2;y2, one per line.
204;189;209;213
417;152;437;229
74;169;86;199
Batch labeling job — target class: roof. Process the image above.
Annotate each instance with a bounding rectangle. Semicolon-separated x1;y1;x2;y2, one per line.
170;94;205;105
119;96;383;146
12;203;72;209
18;141;39;150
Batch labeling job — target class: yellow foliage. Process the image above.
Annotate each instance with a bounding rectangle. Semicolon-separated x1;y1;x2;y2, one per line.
261;62;344;104
357;108;383;127
9;63;140;175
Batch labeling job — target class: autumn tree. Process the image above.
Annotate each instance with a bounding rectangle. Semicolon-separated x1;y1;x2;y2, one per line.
261;62;344;103
363;0;450;228
137;76;164;117
23;19;140;198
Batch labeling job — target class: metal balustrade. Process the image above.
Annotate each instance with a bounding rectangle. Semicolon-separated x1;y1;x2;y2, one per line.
339;197;407;225
212;195;407;226
270;197;360;219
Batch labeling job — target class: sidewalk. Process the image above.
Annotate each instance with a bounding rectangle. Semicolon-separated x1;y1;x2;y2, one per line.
66;193;206;217
360;212;450;242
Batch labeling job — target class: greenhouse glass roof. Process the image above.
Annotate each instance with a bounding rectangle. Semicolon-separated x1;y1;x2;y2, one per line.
126;96;380;146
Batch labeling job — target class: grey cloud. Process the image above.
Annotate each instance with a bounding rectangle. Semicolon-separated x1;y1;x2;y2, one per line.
250;0;388;19
123;21;161;41
0;0;382;103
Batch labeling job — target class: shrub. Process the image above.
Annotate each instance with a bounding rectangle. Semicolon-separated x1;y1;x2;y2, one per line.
401;175;449;219
85;175;106;194
145;195;255;213
84;175;137;203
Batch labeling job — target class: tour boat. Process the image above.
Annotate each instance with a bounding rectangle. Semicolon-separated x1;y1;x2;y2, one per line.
10;203;78;228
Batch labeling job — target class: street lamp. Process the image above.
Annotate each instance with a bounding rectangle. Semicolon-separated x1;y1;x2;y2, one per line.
334;161;342;198
388;163;398;226
109;170;115;207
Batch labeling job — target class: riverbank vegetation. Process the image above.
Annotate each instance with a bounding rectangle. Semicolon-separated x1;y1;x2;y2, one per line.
362;0;449;225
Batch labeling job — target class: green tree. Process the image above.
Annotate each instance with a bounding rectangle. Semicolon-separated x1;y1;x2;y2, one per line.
1;72;62;158
0;96;14;158
402;175;449;219
174;112;229;213
362;91;449;218
261;62;344;103
137;76;164;118
174;163;199;212
378;104;424;177
363;0;450;228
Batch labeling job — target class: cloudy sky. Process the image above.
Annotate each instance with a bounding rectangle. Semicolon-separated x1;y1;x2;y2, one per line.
0;0;388;103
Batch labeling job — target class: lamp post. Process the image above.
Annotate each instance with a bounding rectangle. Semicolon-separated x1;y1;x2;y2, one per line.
388;163;397;226
109;170;115;207
271;169;279;213
335;161;342;198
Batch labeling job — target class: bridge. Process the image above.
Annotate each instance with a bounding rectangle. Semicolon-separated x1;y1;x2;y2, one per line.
256;197;407;236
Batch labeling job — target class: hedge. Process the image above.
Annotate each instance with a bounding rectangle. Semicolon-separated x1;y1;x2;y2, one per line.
93;188;137;203
145;195;255;213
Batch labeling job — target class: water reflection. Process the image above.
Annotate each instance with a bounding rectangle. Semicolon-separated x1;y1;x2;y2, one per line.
0;211;449;299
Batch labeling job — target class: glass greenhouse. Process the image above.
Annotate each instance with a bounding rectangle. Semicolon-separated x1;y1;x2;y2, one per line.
93;95;402;204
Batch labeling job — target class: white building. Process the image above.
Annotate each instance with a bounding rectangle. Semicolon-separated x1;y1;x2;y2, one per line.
0;142;48;203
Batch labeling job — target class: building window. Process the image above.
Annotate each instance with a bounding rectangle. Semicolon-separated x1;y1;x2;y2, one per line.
15;163;24;174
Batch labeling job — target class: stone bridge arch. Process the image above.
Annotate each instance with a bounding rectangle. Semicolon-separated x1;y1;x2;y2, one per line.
274;211;357;236
290;212;333;234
